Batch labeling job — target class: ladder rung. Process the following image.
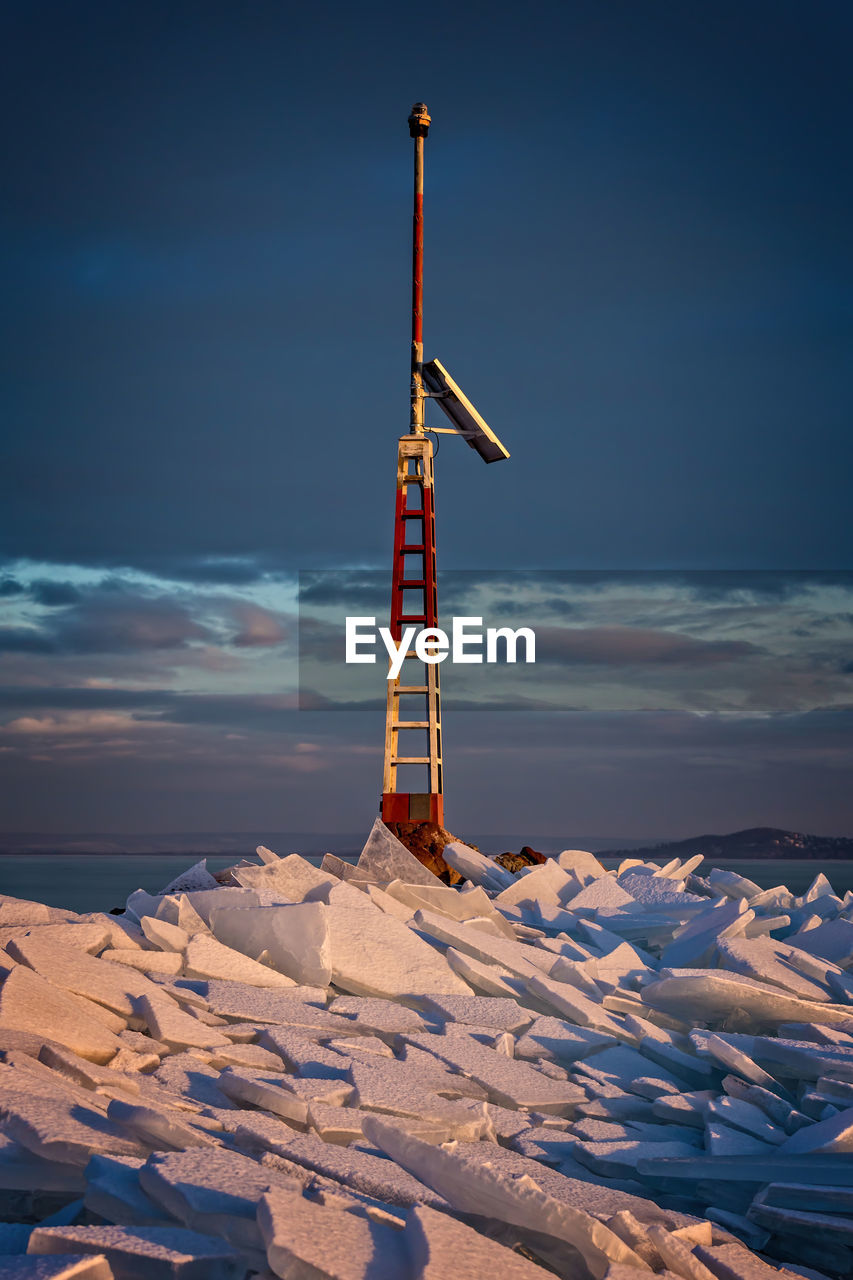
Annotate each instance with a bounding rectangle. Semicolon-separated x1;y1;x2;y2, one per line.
395;720;430;729
394;685;428;694
392;756;431;765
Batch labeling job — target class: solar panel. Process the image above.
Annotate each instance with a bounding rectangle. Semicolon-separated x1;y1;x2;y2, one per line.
422;358;510;463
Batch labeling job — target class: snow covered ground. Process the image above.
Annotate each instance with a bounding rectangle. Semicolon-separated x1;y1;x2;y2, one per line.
1;819;853;1279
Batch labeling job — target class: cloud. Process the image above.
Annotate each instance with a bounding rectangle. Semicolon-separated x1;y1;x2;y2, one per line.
228;603;289;648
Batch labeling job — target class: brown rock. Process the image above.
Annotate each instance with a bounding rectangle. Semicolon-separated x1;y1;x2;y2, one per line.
384;822;469;885
494;846;547;874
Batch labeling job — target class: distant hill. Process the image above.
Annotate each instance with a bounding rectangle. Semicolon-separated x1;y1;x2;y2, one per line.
608;826;853;862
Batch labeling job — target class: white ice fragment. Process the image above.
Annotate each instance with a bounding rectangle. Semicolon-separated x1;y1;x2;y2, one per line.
525;971;626;1036
355;816;442;886
403;1029;585;1114
660;900;751;969
406;1201;549;1279
441;841;515;892
135;994;231;1050
258;1186;407;1280
159;860;219;894
139;1147;303;1251
444;946;520;997
208;901;330;986
6;934;163;1020
101;949;183;977
494;858;575;910
232;852;333;901
645;1225;718;1280
569;877;637;913
788;919;853;967
778;1105;853;1154
326;899;470;998
0;1258;114;1279
28;1225;245;1280
362;1116;651;1278
0;966;122;1063
183;933;299;987
643;971;853;1030
557;849;607;882
141;917;190;953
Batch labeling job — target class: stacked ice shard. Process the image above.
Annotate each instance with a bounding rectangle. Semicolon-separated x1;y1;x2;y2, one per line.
1;820;853;1279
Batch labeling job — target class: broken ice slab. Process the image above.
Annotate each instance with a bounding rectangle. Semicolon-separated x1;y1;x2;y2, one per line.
355;817;443;886
141;917;189;953
106;1098;219;1151
777;1104;853;1154
0;1133;85;1195
0;966;123;1063
407;1030;587;1115
557;849;608;882
704;1034;791;1097
27;1225;246;1280
362;1115;651;1278
636;1152;853;1185
414;908;549;983
389;879;497;922
706;1098;787;1145
0;922;110;955
0;1066;145;1166
525;971;626;1037
407;993;533;1033
0;1258;115;1279
182;933;300;987
0;895;51;926
494;858;575;910
705;1123;775;1157
258;1186;408;1280
327;995;429;1037
659;900;752;969
6;934;166;1020
716;937;833;1002
231;852;334;900
208;901;330;986
573;1138;701;1180
747;1197;853;1247
694;1031;853;1082
134;994;231;1051
238;1119;450;1211
706;869;763;901
261;1026;352;1078
443;946;521;997
515;1016;616;1064
642;970;853;1030
101;950;183;978
788;918;853;967
195;979;327;1023
406;1200;550;1279
325;899;470;998
158;860;219;895
441;840;516;892
84;1153;176;1227
138;1148;304;1252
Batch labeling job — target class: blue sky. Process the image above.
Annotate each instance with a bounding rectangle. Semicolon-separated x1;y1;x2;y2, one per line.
1;1;851;839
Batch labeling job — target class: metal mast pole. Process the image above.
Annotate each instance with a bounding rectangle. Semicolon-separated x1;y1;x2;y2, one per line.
381;103;443;830
409;103;430;434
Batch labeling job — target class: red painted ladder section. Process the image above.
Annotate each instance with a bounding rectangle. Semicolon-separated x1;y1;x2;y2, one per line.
381;435;443;826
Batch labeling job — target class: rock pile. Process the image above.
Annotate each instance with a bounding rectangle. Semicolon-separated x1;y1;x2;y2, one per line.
1;819;852;1279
